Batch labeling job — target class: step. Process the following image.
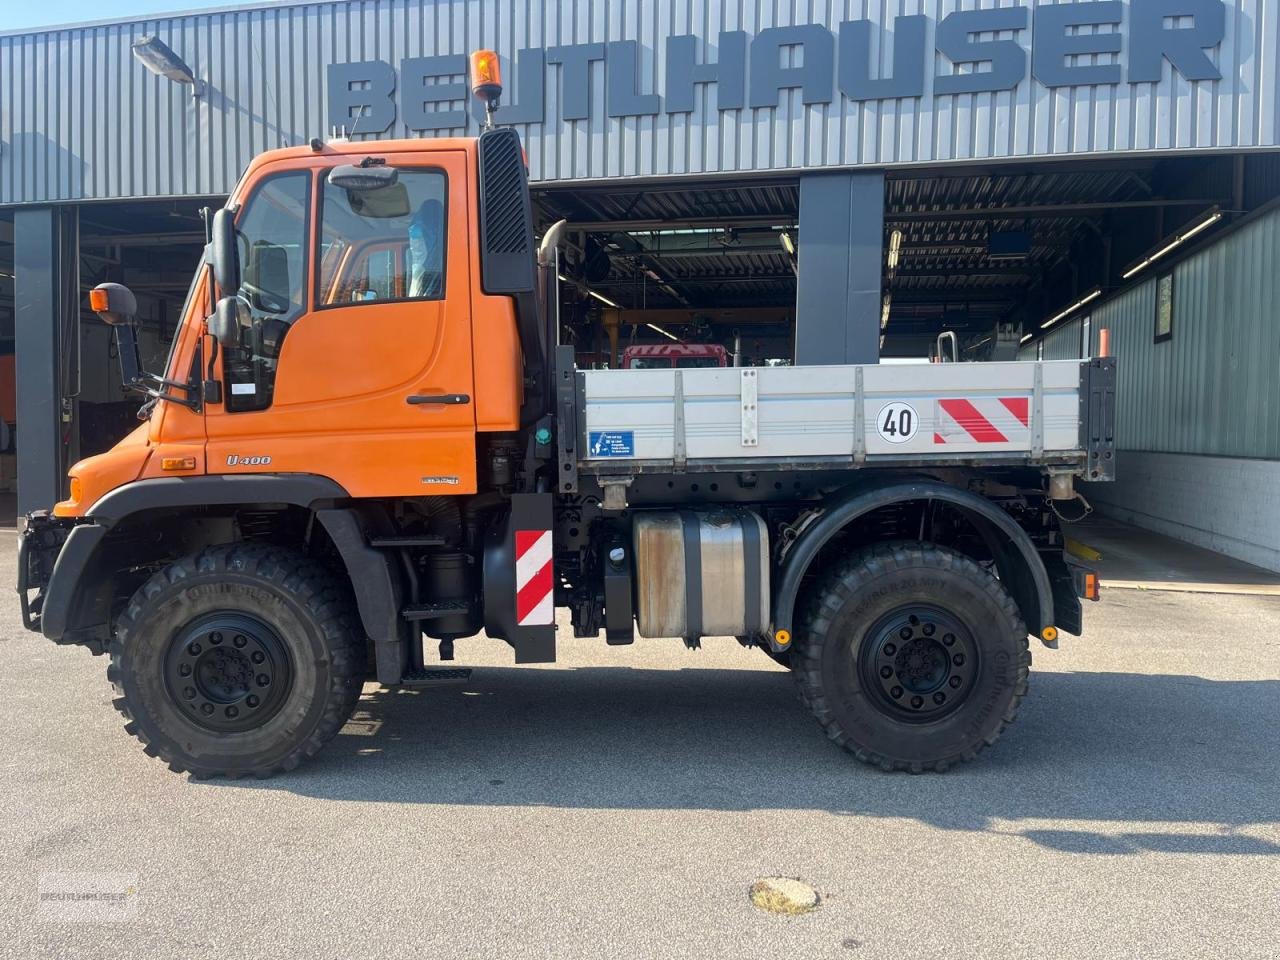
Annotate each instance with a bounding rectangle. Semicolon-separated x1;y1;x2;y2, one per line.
369;535;447;548
401;601;473;621
398;667;474;687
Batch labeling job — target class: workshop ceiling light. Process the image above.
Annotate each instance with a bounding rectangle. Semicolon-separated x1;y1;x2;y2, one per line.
646;323;680;342
1020;333;1034;344
1120;207;1222;280
1041;288;1101;330
132;35;204;97
887;229;903;270
779;231;796;257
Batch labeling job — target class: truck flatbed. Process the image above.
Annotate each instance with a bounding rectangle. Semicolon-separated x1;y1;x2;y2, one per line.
571;357;1115;480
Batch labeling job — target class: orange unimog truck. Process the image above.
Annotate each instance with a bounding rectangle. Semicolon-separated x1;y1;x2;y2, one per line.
19;54;1113;778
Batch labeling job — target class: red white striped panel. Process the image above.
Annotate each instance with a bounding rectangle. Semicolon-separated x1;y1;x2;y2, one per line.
514;529;554;626
934;397;1030;446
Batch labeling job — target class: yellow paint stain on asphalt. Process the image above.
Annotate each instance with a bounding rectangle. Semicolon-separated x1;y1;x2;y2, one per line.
748;877;820;915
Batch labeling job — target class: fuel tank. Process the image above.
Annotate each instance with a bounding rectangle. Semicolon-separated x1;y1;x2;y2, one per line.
631;510;770;640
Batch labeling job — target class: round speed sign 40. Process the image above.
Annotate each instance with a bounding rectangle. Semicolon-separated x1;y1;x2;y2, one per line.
876;401;919;444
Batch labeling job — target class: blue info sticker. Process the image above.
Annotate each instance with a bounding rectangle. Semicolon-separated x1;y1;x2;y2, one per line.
588;431;635;457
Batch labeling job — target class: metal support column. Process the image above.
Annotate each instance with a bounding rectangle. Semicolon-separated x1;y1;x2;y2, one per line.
15;207;78;516
794;170;885;366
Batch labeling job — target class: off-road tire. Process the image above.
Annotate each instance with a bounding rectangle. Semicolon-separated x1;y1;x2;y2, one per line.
792;541;1030;772
109;544;365;778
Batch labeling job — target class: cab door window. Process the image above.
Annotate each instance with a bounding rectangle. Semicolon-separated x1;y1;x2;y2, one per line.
318;169;447;306
224;171;311;412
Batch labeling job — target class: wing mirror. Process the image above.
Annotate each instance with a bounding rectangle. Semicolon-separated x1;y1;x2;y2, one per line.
208;295;250;348
211;207;241;296
88;282;138;326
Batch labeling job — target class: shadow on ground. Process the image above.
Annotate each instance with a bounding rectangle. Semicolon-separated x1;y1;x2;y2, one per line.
215;664;1280;855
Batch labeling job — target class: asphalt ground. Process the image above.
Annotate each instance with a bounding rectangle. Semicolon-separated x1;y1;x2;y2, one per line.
1;529;1277;959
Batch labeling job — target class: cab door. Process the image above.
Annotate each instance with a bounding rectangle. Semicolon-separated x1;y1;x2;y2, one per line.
205;150;479;497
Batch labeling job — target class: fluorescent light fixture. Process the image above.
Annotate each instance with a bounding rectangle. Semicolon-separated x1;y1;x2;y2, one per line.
1120;209;1222;280
558;272;621;309
880;293;891;330
887;229;903;270
779;231;796;257
131;36;204;97
1041;288;1101;330
646;323;679;342
1020;333;1034;344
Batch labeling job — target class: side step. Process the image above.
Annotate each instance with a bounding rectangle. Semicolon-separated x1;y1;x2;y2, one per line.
370;535;447;548
401;601;473;622
397;667;474;687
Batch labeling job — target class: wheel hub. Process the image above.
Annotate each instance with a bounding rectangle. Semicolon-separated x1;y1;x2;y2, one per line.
164;613;293;733
860;606;978;723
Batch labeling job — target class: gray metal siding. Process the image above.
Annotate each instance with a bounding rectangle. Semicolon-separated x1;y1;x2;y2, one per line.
2;0;1278;204
1089;205;1280;459
1040;316;1084;361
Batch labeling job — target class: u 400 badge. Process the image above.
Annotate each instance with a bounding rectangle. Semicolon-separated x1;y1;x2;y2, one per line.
226;455;272;466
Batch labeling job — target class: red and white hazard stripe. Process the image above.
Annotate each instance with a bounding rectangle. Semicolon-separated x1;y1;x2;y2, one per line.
934;397;1030;446
514;529;554;626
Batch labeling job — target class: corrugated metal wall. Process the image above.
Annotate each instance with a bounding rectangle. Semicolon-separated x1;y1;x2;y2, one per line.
1040;316;1085;361
1;0;1277;204
1089;205;1280;459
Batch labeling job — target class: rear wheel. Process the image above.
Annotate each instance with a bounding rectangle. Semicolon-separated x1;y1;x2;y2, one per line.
109;544;365;778
792;542;1029;772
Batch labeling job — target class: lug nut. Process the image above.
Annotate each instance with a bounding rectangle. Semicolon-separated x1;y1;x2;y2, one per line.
943;633;955;646
225;706;238;719
952;653;965;666
880;666;893;679
949;676;962;688
200;703;214;716
256;674;271;687
898;626;912;640
233;635;247;648
251;651;265;664
910;696;923;709
246;695;259;708
179;664;192;677
189;642;202;655
922;623;935;637
934;692;946;705
890;685;903;699
883;643;897;656
182;686;196;700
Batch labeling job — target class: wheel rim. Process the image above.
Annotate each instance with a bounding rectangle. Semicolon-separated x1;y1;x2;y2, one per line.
164;613;294;733
858;605;979;724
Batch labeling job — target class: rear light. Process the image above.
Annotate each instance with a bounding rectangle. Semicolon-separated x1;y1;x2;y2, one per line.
1084;572;1101;602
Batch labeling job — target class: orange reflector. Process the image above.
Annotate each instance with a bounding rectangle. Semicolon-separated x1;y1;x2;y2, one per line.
470;49;502;92
1041;626;1059;643
161;456;197;471
89;288;110;312
774;629;791;647
1084;572;1100;601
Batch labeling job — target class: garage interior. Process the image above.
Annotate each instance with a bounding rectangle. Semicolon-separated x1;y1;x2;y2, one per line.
535;150;1269;368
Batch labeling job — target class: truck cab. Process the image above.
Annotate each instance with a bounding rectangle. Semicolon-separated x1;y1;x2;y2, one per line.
17;55;1112;780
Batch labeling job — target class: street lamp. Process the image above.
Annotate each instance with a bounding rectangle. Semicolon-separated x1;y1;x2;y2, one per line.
131;35;204;98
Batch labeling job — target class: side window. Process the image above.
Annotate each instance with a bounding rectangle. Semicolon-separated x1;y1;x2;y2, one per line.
318;169;447;306
224;171;311;412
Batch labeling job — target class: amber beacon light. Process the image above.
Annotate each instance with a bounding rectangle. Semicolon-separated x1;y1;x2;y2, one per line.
470;50;503;126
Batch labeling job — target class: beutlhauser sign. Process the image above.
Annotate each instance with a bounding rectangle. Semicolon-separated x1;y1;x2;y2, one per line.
328;0;1228;135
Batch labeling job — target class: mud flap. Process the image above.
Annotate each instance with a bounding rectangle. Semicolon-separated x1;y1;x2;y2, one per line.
483;492;557;664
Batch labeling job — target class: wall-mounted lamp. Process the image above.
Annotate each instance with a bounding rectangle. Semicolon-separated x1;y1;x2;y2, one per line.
132;35;204;98
1120;207;1222;280
1041;288;1101;330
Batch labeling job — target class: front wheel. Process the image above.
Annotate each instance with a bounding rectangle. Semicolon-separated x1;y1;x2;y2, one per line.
792;542;1030;772
109;544;365;778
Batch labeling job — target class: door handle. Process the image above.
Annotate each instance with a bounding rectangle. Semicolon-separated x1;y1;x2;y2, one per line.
407;393;470;405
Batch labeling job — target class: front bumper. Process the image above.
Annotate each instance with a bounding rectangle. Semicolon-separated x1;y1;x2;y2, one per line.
18;513;67;632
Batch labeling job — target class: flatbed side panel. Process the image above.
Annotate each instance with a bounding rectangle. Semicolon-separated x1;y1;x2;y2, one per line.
580;361;1085;465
